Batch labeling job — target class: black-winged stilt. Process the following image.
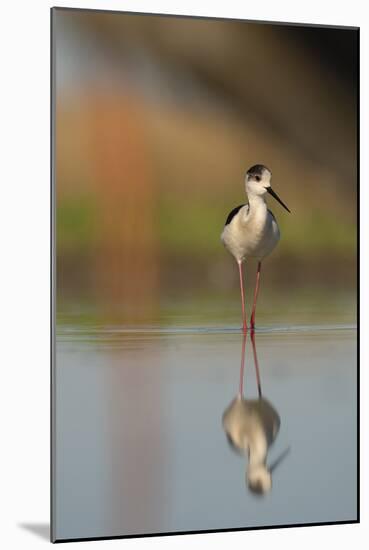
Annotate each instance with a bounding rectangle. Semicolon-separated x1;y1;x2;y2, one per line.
221;164;290;331
222;331;289;494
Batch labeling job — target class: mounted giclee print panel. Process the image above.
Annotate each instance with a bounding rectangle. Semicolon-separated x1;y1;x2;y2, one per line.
51;7;359;543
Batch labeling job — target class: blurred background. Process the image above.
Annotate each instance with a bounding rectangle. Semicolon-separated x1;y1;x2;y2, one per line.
53;9;358;327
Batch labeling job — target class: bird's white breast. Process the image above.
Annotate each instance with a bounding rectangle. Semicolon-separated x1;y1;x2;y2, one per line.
221;204;280;262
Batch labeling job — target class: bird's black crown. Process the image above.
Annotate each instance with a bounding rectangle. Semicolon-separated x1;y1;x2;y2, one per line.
246;164;271;177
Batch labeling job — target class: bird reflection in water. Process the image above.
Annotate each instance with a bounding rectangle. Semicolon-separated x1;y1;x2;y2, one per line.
222;331;289;495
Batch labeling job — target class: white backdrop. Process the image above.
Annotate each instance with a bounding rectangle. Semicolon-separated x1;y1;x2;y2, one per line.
0;1;366;548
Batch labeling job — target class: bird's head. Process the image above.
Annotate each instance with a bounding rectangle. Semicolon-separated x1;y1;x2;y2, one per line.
245;164;272;196
245;164;291;213
247;464;272;495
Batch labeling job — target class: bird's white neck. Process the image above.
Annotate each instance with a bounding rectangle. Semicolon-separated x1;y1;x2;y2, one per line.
248;435;267;468
247;192;268;215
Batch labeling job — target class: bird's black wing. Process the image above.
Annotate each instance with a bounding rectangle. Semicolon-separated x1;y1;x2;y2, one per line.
224;204;247;226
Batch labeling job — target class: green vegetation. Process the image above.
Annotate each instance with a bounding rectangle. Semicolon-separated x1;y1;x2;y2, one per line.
155;196;355;259
57;194;98;254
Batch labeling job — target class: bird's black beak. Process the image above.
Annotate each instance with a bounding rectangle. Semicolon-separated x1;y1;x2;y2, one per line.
267;187;291;213
269;447;291;473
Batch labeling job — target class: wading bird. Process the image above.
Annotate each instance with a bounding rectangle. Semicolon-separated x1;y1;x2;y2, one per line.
221;164;290;331
222;331;289;494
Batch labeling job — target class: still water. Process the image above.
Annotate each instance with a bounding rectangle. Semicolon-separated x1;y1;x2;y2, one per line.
53;305;357;541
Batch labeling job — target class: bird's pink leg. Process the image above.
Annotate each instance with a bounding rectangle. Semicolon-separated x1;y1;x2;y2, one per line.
238;261;247;333
250;330;262;398
250;261;262;330
238;332;247;396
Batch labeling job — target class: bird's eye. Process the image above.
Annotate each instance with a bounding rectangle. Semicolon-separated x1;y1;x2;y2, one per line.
255;175;261;182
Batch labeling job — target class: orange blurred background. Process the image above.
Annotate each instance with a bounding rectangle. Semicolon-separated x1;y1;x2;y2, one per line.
53;9;358;324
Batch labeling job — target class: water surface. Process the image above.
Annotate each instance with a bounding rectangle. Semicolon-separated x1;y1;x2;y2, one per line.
53;318;357;540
